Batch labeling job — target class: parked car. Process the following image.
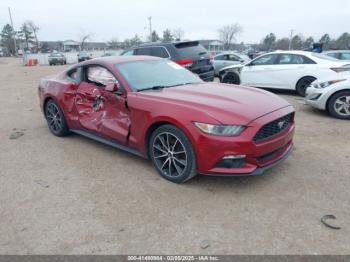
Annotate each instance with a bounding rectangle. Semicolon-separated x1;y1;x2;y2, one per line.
323;50;350;61
77;51;91;62
38;56;295;183
121;41;215;81
48;53;66;65
102;50;120;57
212;52;250;75
305;72;350;119
219;51;350;96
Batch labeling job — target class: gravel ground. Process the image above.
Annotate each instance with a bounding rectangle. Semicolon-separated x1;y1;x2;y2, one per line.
0;57;349;255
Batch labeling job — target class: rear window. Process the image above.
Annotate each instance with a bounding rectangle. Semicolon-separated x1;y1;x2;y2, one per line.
174;41;208;59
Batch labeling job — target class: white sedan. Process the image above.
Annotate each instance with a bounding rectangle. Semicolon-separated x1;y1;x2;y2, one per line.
305;73;350;119
219;51;350;96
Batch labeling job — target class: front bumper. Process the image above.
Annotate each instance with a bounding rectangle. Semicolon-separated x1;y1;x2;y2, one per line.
305;86;329;110
201;143;294;176
193;106;295;176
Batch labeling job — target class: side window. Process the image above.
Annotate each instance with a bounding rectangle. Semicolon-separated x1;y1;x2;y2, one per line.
341;52;350;60
151;47;170;58
301;56;316;64
326;53;338;59
278;54;303;64
214;55;226;61
67;67;79;81
135;47;151;56
86;66;116;87
250;54;278;66
227;54;240;61
122;49;134;56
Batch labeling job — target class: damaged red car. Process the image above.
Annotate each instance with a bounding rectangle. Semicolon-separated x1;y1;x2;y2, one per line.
38;56;295;183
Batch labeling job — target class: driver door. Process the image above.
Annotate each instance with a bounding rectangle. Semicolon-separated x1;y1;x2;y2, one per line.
75;65;130;144
241;54;279;87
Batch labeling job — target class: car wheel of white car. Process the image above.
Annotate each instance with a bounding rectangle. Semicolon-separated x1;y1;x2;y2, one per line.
221;71;240;85
296;76;316;97
327;91;350;120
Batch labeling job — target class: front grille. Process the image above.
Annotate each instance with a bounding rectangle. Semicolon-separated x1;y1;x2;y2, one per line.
253;113;293;142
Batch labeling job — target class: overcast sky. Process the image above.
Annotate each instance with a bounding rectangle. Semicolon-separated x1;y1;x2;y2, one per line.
0;0;348;43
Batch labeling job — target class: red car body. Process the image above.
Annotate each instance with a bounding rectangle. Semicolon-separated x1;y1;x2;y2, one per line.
38;56;295;178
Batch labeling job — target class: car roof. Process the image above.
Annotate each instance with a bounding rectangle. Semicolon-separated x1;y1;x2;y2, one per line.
323;50;350;53
80;55;162;66
137;40;199;48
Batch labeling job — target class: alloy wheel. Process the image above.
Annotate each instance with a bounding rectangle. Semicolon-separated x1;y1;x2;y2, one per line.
152;132;188;178
334;95;350;116
46;102;63;133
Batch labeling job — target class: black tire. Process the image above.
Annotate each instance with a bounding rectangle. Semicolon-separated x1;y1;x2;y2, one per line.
45;100;69;136
149;124;197;183
221;71;241;85
327;91;350;120
296;76;316;97
49;63;52;66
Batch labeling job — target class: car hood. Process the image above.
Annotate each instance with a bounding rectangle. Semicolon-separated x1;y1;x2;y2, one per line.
137;82;292;125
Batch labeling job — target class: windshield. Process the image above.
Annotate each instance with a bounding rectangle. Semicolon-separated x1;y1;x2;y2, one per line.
115;60;202;91
312;53;339;61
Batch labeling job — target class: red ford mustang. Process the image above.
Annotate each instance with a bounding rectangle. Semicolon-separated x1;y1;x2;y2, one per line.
38;56;295;183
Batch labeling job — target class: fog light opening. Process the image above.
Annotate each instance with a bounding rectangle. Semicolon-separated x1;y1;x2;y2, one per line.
217;155;246;168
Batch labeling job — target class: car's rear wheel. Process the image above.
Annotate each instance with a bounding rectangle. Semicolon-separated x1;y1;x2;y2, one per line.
45;100;69;136
327;91;350;120
149;125;197;183
296;76;316;97
220;71;240;85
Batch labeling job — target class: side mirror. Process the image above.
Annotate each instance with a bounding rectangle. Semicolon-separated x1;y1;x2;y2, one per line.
105;81;123;95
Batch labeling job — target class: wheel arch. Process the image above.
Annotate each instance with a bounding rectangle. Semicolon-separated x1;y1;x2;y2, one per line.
295;75;317;90
144;118;196;159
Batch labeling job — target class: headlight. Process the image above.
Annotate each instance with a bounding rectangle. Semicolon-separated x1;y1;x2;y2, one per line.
314;79;346;89
194;122;245;136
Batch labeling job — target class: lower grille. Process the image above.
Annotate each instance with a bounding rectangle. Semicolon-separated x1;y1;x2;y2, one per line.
257;143;290;163
253;113;293;142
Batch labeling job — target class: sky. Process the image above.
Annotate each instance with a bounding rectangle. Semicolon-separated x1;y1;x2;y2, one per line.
0;0;349;43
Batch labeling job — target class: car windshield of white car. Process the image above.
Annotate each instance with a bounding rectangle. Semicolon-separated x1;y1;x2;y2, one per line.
115;60;202;91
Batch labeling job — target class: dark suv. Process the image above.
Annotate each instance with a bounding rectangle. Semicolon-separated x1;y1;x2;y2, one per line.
121;41;214;81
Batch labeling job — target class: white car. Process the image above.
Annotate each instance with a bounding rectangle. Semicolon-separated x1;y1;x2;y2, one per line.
219;51;350;96
212;52;250;75
305;73;350;119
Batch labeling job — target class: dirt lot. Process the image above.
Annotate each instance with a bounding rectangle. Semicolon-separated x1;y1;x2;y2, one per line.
0;57;349;255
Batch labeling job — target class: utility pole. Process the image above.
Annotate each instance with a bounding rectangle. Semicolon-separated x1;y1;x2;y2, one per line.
148;16;152;42
8;7;17;55
288;29;294;50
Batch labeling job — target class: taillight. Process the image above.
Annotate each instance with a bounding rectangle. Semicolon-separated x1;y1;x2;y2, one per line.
330;66;350;73
176;58;193;68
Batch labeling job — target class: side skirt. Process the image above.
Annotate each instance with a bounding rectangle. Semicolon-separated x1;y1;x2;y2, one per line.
70;129;146;158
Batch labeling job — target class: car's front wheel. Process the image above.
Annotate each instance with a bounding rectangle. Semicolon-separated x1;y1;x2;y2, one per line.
149;125;197;183
327;91;350;120
45;100;69;136
220;71;240;85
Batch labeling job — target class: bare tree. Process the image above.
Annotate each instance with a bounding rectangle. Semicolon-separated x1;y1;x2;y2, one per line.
26;20;40;51
79;33;92;50
218;23;243;50
172;28;184;41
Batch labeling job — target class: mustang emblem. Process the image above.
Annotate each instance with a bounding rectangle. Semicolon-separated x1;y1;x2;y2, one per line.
277;120;285;129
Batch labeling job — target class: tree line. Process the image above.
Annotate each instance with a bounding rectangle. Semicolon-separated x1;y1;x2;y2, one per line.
1;21;40;55
256;32;350;51
1;20;349;55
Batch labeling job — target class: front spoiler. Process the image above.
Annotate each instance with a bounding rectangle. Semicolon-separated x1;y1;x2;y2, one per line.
200;145;294;177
